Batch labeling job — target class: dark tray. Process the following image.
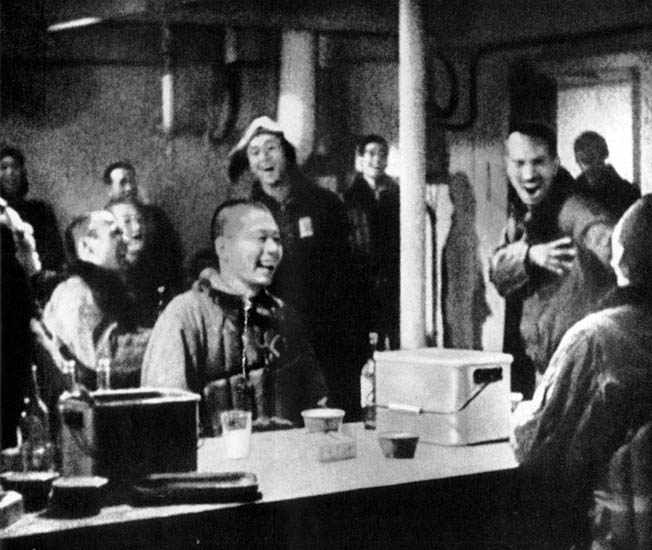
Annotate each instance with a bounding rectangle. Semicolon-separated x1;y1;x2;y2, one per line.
131;472;260;505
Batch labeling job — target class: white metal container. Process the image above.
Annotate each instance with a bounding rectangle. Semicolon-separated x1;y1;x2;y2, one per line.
375;348;513;445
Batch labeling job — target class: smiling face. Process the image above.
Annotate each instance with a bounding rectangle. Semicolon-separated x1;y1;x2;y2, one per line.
505;132;559;208
215;205;283;295
359;141;388;185
108;202;145;264
107;167;138;201
246;133;289;197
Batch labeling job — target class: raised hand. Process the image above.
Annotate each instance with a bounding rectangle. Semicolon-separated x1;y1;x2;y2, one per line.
527;236;576;276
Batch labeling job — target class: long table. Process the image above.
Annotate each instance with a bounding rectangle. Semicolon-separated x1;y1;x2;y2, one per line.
0;424;519;550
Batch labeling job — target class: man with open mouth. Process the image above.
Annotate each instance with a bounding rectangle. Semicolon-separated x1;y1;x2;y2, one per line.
489;121;616;399
141;199;328;434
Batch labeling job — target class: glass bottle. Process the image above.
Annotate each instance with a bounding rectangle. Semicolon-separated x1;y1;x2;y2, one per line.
61;359;78;393
19;365;55;471
96;356;111;391
360;332;379;430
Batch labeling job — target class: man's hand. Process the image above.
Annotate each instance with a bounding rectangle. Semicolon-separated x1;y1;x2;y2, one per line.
0;199;42;276
528;236;576;276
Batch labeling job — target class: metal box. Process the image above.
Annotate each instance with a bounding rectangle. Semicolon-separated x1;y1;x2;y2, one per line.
375;348;513;445
59;388;200;482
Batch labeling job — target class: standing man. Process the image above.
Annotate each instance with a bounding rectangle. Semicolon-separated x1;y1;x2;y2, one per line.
227;117;364;420
343;135;400;350
141;200;328;433
489;121;615;397
573;130;640;218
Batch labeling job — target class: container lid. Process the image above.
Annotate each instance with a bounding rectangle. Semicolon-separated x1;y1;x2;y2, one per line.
88;387;201;407
375;347;513;367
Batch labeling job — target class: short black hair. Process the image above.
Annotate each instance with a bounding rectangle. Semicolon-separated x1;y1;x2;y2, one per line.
508;121;557;157
103;160;136;186
210;199;272;243
355;134;389;157
574;131;609;164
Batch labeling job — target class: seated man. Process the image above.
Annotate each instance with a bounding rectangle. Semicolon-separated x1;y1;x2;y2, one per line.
511;195;652;549
107;197;182;326
39;210;149;390
141;199;328;434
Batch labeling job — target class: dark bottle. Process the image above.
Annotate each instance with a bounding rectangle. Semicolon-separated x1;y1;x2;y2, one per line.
19;365;55;471
360;332;379;430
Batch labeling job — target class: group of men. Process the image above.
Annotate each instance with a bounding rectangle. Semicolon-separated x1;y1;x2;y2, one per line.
4;114;650;548
2;117;402;443
492;121;649;549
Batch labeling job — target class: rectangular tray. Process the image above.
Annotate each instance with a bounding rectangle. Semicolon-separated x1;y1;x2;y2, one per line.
131;472;259;505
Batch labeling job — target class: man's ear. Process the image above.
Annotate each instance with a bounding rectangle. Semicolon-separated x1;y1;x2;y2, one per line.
214;236;226;262
552;156;560;176
77;236;92;263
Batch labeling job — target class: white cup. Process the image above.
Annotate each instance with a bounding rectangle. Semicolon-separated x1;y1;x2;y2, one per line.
220;410;252;459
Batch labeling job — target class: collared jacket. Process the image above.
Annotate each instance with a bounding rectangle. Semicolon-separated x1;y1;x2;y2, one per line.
41;262;149;390
489;172;615;381
511;288;652;549
140;274;328;433
575;164;640;220
241;170;364;417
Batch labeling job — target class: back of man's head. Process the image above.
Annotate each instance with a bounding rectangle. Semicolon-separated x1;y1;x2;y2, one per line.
611;194;652;288
574;131;609;168
508;121;558;158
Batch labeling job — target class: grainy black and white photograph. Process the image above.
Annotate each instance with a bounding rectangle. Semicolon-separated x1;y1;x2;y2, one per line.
1;1;651;549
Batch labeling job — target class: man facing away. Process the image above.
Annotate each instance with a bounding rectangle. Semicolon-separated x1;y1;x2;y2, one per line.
489;121;615;398
141;200;328;434
510;195;652;550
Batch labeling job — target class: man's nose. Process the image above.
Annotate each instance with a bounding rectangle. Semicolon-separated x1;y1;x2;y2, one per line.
521;163;537;181
264;237;281;255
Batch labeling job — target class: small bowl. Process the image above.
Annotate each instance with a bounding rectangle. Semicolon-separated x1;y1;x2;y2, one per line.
48;476;108;517
301;408;345;433
0;471;60;512
378;431;419;459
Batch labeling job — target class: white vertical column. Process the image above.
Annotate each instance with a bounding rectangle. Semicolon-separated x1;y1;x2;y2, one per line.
277;31;316;165
399;0;427;349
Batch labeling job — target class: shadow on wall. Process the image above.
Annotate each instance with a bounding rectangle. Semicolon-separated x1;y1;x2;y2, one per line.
427;171;491;350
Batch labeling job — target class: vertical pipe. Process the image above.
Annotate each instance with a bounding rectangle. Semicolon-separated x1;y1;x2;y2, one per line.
161;23;174;135
277;31;316;165
399;0;427;349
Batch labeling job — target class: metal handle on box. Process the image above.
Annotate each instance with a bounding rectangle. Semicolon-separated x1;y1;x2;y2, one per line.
376;367;503;415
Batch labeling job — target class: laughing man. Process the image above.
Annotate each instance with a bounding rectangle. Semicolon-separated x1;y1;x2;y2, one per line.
489;121;615;397
141;199;328;434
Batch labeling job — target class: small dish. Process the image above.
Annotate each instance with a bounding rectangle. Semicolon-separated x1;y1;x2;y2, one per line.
301;408;345;433
378;431;419;459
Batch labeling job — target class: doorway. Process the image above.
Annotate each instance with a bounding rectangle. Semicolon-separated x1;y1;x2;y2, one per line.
557;69;638;183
